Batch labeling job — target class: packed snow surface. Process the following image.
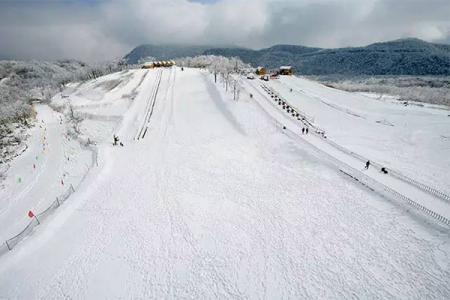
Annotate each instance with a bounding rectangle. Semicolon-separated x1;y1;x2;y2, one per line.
0;68;449;299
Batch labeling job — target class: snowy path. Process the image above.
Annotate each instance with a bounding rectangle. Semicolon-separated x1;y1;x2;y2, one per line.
0;68;449;299
244;79;450;225
0;105;91;242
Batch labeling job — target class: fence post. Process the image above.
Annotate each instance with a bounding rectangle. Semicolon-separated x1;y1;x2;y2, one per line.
5;240;11;251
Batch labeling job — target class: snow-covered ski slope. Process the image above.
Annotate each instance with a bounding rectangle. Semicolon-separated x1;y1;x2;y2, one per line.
267;76;450;196
0;69;150;244
244;79;450;225
0;68;449;298
0;105;91;243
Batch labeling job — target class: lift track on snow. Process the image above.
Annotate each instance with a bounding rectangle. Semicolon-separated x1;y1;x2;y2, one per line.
136;68;164;140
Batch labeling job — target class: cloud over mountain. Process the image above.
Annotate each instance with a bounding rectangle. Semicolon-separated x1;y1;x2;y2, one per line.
0;0;449;62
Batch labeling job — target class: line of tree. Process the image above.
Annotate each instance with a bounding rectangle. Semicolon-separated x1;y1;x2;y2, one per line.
0;59;129;167
175;55;249;101
0;59;129;124
310;75;450;106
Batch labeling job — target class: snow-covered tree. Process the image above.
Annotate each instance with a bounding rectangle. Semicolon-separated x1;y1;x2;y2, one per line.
311;75;450;106
0;59;130;165
175;55;249;98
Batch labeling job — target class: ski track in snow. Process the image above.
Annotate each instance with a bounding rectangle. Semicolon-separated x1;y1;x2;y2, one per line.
0;68;449;299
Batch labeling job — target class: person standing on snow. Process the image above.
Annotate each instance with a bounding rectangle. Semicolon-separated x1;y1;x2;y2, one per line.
302;128;305;134
365;160;371;169
306;127;309;134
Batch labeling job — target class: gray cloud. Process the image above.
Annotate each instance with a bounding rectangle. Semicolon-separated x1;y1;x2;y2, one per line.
261;0;450;48
0;0;449;62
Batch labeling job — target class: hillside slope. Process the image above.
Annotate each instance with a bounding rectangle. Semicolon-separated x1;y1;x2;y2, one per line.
0;68;449;298
0;60;89;123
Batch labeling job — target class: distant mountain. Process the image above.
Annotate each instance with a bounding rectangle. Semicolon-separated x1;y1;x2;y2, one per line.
204;45;322;68
205;39;450;75
125;38;450;75
124;45;213;64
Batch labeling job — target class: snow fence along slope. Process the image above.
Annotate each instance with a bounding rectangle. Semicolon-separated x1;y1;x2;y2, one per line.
0;70;149;254
269;75;450;196
0;105;92;243
249;82;450;225
0;68;449;299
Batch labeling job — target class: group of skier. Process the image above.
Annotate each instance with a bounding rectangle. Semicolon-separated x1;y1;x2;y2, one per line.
301;127;309;134
113;135;124;147
364;160;388;174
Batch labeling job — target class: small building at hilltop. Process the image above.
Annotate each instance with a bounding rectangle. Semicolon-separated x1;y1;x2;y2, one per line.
163;61;176;67
141;62;154;69
142;61;176;69
255;67;267;76
279;66;293;75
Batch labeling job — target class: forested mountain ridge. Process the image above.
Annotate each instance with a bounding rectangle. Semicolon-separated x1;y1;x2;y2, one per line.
126;38;450;75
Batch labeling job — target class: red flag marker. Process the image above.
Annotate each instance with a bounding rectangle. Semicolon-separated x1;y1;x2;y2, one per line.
28;210;40;224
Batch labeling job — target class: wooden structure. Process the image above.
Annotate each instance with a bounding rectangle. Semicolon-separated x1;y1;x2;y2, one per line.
279;66;293;75
141;62;154;69
255;66;267;76
141;61;176;69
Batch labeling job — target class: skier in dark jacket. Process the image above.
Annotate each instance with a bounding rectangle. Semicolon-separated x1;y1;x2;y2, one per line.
302;128;305;134
365;160;371;169
305;127;309;134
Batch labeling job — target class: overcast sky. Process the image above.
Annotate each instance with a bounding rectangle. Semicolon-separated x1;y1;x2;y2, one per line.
0;0;449;62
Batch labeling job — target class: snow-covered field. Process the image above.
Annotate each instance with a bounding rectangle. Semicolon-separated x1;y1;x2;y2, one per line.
0;68;449;298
